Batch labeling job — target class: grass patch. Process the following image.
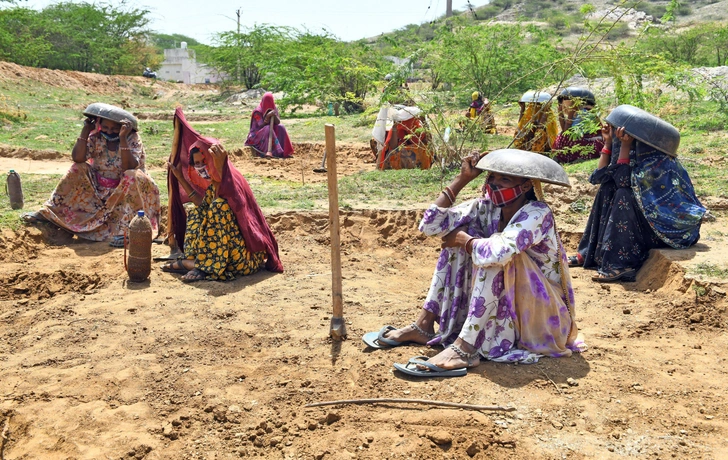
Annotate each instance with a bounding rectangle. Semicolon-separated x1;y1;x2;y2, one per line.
0;173;61;231
690;262;728;279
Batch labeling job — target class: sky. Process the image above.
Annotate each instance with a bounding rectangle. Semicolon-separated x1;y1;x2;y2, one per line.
23;0;491;44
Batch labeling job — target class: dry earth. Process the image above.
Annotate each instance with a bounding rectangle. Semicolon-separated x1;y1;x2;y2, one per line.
1;146;728;460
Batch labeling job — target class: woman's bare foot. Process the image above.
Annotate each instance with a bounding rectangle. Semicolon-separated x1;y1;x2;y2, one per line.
382;310;437;344
418;339;480;370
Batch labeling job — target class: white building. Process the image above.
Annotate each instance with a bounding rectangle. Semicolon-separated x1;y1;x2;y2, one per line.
158;42;223;84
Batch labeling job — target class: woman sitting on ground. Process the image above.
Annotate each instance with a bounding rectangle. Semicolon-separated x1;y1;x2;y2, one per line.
164;139;283;282
244;92;294;159
465;91;497;134
512;91;559;154
569;105;706;282
363;149;585;376
551;87;604;164
22;103;160;246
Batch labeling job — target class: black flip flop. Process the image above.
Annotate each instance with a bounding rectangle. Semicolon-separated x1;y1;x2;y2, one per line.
21;212;47;224
160;260;188;274
592;268;637;283
181;268;207;283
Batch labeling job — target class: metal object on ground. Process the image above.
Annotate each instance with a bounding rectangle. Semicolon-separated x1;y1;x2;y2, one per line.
325;124;347;340
313;151;327;173
83;103;138;131
605;104;680;157
519;90;553;104
557;87;596;105
476;149;571;187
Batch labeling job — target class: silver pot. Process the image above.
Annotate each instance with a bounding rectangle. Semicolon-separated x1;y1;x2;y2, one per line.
604;104;680;157
476;149;571;187
83;103;138;131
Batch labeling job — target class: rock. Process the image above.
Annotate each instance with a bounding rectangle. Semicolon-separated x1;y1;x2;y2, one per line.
308;422;318;431
551;420;563;429
228;405;241;413
567;377;579;387
314;452;326;460
689;313;704;323
622;308;631;315
269;436;282;447
321;412;341;425
466;441;482;457
427;431;453;445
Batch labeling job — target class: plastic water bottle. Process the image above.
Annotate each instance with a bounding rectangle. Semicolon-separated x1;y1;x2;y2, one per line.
126;210;152;282
7;170;24;210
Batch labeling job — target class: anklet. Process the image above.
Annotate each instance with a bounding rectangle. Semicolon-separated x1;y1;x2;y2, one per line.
410;322;436;339
449;344;477;360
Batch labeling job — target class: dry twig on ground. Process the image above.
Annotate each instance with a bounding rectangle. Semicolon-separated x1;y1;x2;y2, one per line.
305;398;515;412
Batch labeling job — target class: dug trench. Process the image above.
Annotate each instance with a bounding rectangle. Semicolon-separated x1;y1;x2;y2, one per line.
1;206;727;460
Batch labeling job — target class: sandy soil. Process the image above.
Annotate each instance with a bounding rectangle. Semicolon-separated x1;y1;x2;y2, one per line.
1;145;728;460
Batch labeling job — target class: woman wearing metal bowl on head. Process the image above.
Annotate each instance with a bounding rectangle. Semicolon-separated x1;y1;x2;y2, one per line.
363;149;586;377
568;105;706;282
22;103;160;246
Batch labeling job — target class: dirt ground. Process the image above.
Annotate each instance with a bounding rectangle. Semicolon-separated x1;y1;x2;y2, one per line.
1;142;728;460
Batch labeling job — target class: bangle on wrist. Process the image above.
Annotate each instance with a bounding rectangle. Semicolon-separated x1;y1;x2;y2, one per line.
616;158;630;165
77;137;87;142
600;147;612;155
464;236;475;255
445;186;456;202
188;190;197;198
441;190;453;206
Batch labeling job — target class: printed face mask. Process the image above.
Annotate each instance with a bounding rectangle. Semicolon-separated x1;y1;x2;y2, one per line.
486;182;525;208
194;164;211;180
100;131;120;142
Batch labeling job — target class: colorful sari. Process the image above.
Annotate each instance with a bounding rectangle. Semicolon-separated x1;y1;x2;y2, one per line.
513;103;559;153
418;194;585;363
576;138;705;275
552;108;603;163
168;108;284;275
37;131;160;241
244;92;294;158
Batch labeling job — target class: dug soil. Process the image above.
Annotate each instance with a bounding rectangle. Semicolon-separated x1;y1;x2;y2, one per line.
2;147;728;460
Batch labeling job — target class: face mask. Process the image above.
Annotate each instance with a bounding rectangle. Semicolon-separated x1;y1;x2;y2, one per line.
486;182;525;208
100;131;120;142
194;164;211;180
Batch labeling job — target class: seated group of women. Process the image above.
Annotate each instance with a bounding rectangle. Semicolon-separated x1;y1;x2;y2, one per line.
22;93;706;378
513;87;604;164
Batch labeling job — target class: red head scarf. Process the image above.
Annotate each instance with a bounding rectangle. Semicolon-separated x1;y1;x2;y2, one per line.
168;108;283;272
256;92;276;115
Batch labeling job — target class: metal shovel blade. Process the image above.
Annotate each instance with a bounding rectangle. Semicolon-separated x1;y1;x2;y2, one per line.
329;316;347;341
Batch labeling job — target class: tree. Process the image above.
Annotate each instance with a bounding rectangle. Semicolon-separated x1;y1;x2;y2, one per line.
0;8;52;67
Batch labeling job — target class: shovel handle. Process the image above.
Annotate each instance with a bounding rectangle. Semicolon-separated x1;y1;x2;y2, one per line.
325;124;344;321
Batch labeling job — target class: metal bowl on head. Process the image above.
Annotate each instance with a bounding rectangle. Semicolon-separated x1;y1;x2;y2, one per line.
83;103;138;131
557;86;596;105
604;104;680;157
519;90;553;104
476;149;571;187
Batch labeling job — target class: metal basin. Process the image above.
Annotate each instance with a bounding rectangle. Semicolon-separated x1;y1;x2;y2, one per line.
83;103;138;131
604;104;680;157
557;87;596;105
519;90;553;104
476;149;571;187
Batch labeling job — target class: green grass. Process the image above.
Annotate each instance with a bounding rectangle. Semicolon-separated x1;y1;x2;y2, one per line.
0;173;61;231
690;262;728;279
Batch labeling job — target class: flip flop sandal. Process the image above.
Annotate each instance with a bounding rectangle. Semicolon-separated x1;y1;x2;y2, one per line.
362;325;407;349
393;356;468;378
181;268;207;283
592;268;637;283
568;255;583;267
21;211;47;224
109;235;127;248
153;252;184;262
160;260;189;274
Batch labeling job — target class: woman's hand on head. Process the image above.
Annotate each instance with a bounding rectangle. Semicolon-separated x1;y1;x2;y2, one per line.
82;117;96;134
600;122;613;145
615;126;633;146
209;144;228;173
459;152;483;183
119;119;133;139
166;160;184;180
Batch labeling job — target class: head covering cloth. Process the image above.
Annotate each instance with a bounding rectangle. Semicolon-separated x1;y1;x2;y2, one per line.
168;108;283;272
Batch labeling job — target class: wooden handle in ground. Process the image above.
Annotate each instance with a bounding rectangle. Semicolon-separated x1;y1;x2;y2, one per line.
325;124;343;320
267;116;275;154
